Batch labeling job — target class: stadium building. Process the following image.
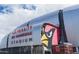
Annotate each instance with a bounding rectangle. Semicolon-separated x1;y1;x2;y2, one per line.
0;5;79;54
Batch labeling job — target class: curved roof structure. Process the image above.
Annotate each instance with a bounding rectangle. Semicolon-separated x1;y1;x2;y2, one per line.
0;5;79;49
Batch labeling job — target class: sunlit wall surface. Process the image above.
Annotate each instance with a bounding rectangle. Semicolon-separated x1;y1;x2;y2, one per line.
63;6;79;46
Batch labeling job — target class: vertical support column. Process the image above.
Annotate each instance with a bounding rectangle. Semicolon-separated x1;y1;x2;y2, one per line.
6;34;9;53
58;10;68;44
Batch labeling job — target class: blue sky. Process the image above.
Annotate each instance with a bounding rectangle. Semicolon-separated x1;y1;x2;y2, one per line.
0;4;72;42
0;4;36;14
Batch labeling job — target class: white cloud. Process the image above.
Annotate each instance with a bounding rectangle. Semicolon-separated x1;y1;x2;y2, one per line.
0;4;72;42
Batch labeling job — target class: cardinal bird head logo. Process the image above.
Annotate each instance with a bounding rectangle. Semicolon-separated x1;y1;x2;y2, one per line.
41;23;55;49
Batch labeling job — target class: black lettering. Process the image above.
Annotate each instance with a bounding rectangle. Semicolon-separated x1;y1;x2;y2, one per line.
19;40;21;44
16;40;18;43
25;39;28;42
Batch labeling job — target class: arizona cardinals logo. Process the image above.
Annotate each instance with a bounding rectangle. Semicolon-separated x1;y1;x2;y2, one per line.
41;23;55;50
